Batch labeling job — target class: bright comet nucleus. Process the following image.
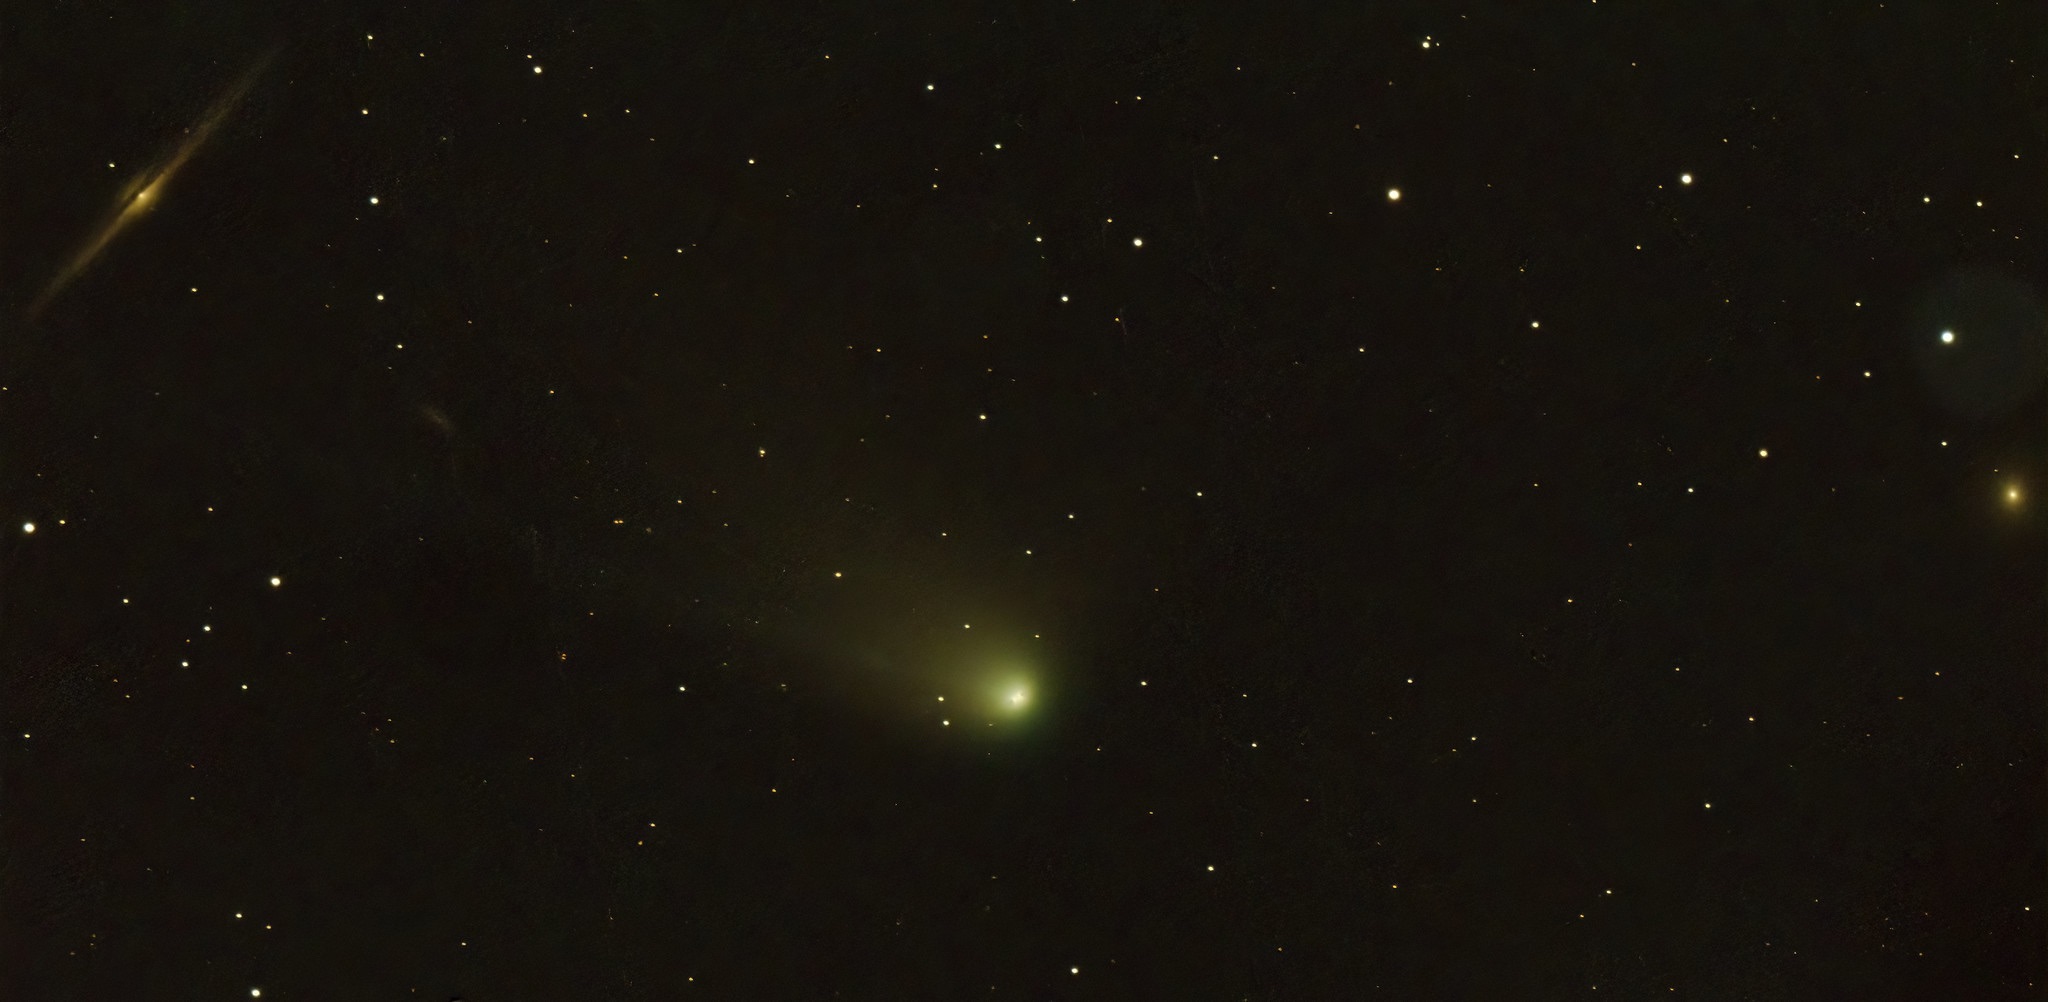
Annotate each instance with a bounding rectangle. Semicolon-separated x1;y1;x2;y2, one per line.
978;670;1039;724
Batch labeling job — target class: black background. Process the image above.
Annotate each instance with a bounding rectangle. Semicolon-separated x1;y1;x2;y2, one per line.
3;2;2043;998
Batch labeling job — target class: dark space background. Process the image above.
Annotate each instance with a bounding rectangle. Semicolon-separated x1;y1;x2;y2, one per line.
3;2;2043;998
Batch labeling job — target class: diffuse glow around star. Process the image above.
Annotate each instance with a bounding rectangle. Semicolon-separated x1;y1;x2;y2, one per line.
905;621;1054;734
732;565;1063;739
936;664;1042;730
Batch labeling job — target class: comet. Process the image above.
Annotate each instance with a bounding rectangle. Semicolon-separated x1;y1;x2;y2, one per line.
26;44;281;321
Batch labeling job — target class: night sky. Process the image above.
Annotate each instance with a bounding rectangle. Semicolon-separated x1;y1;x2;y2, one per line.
5;3;2044;998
